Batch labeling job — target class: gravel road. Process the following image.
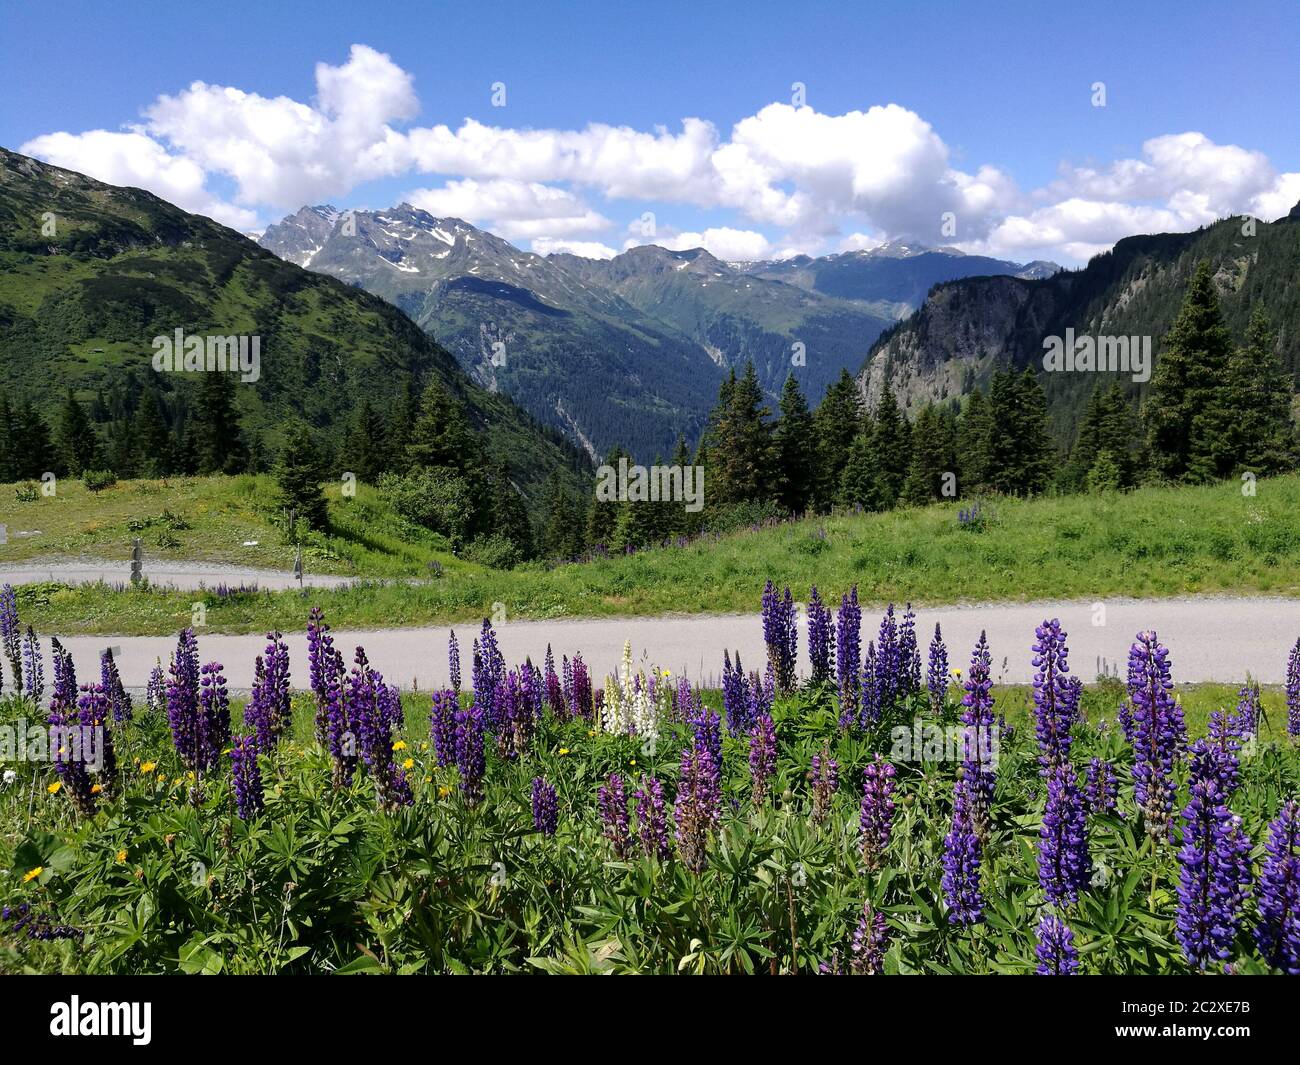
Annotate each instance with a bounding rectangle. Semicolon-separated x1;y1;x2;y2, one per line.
36;595;1300;692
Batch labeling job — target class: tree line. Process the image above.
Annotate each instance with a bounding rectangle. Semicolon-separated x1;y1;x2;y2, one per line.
537;259;1297;559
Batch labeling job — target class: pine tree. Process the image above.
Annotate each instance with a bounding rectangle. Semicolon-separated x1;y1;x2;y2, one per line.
868;382;910;508
406;380;478;475
14;403;55;480
773;374;815;515
956;387;994;496
133;390;172;477
1224;306;1295;474
1069;384;1141;490
902;405;956;506
192;372;248;475
1011;369;1055;494
838;429;878;508
586;443;624;548
706;362;773;508
1144;260;1234;481
56;391;99;475
812;369;862;510
486;461;533;560
343;397;391;483
541;472;581;559
386;375;422;474
275;421;329;531
0;391;14;483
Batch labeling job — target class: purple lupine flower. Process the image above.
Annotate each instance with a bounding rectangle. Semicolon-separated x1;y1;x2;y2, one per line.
571;652;593;718
544;644;566;718
198;662;230;773
926;623;948;712
453;701;486;805
859;755;896;872
1205;709;1247;797
674;746;720;873
145;664;165;716
1084;758;1118;816
1031;619;1074;774
322;646;355;789
960;631;997;840
850;902;889;975
1126;631;1186;839
448;629;461;695
635;775;673;860
599;772;633;859
761;580;798;694
0;584;21;691
898;604;921;698
1234;682;1261;739
749;712;777;805
531;776;558;835
836;587;862;724
1254;800;1300;973
722;650;751;736
49;637;76;708
1063;675;1083;727
348;647;413;811
379;682;404;738
472;618;505;732
874;606;899;719
1176;740;1253;970
166;628;202;769
1287;639;1300;738
810;744;838;827
244;631;291;751
942;774;985;926
1035;912;1079;975
688;701;722;770
21;627;44;705
807;586;832;686
230;735;264;820
57;684;116;815
430;689;458;768
855;641;879;729
495;669;532;758
1;902;83;942
100;648;132;724
1038;765;1091;907
306;606;334;741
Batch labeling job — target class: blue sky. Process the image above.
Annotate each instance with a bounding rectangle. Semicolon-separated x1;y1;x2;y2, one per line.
3;0;1298;264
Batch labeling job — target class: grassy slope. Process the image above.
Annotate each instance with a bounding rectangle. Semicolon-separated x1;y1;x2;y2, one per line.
3;471;1299;635
0;148;589;506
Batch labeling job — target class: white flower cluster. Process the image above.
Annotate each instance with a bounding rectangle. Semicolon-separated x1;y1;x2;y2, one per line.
599;640;670;747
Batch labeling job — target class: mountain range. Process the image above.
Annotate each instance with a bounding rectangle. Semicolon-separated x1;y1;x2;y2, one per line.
259;206;1055;459
0;147;589;505
859;205;1300;443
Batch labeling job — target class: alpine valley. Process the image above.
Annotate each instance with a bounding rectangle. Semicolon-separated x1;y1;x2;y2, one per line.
258;204;1055;459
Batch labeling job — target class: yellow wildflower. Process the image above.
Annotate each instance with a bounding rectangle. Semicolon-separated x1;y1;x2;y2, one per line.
90;783;103;794
140;761;157;774
438;785;453;798
403;758;415;770
22;866;43;883
558;747;570;756
157;774;167;784
393;740;407;751
47;781;62;795
116;849;128;864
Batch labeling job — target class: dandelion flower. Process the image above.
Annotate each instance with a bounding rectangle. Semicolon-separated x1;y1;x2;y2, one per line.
393;740;407;751
403;758;414;770
140;762;156;774
116;849;127;863
23;867;43;883
90;783;102;795
47;781;62;794
438;785;453;798
558;747;570;756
